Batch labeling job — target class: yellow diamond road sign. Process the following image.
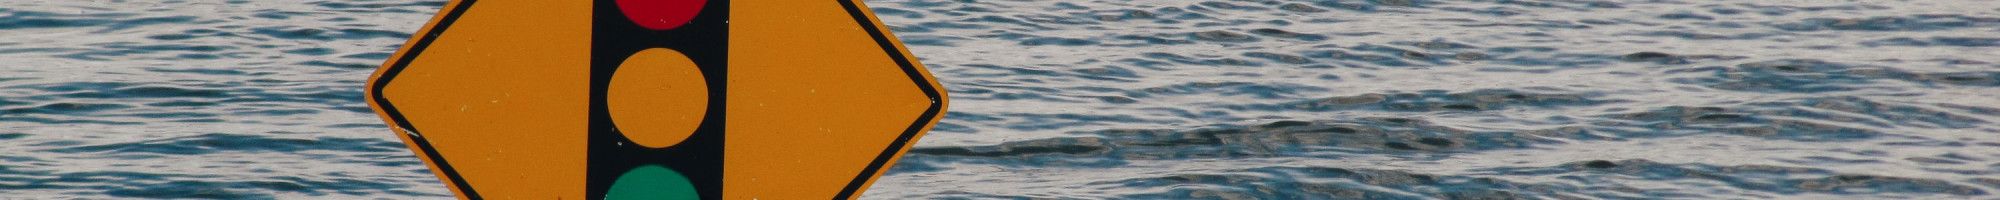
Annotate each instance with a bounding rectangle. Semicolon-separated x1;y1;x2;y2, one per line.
362;0;948;199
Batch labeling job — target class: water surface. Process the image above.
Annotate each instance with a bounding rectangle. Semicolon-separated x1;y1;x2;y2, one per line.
2;0;1998;199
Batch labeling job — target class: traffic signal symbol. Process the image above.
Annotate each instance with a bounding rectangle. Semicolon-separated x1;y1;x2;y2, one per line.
590;0;728;199
598;1;716;198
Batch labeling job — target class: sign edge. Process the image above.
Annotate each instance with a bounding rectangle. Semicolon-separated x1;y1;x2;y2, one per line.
365;0;485;199
832;0;951;199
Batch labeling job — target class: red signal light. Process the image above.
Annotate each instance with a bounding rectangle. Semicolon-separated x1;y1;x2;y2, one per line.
613;0;707;30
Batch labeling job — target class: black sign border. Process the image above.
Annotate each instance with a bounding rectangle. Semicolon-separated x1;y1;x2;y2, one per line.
834;0;947;199
370;0;481;198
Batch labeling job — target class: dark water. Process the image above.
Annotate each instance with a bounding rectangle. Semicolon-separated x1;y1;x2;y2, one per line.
3;0;1999;199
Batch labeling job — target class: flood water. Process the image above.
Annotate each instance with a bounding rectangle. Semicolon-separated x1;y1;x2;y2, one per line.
3;0;1999;199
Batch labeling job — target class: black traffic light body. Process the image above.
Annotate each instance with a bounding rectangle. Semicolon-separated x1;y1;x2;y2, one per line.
587;0;729;199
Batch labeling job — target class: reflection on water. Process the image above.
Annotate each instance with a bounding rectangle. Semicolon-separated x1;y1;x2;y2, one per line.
2;0;1998;199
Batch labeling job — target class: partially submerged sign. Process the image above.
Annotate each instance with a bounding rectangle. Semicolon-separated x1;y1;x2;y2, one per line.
364;0;947;199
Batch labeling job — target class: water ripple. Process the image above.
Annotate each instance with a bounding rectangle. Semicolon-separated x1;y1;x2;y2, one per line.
3;0;1998;199
866;0;2000;199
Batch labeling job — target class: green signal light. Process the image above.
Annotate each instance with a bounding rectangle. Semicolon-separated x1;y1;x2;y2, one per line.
605;165;699;200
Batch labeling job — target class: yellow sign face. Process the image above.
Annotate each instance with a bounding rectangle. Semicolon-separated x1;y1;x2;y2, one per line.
363;0;947;199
